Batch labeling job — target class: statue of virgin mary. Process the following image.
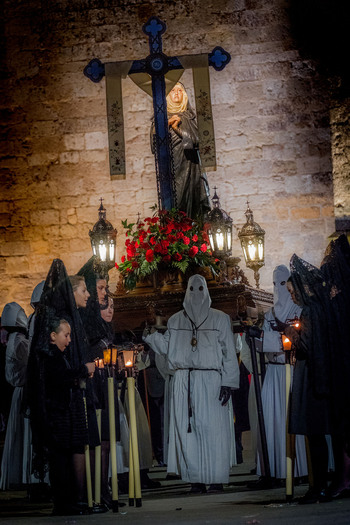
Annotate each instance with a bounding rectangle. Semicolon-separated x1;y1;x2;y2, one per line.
151;82;210;221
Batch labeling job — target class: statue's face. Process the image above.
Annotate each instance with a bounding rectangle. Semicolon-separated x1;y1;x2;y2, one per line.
169;85;184;104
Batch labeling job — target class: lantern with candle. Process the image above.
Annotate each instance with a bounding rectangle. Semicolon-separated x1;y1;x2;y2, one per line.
282;335;292;351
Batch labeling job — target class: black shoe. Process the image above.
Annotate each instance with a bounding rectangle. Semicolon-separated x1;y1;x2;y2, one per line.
92;503;109;513
299;488;332;505
247;477;274;490
207;483;224;494
189;483;207;494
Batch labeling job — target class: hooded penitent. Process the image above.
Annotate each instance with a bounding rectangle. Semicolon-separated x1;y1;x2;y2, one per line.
273;265;302;323
1;303;28;387
183;274;211;327
30;281;45;309
28;281;45;342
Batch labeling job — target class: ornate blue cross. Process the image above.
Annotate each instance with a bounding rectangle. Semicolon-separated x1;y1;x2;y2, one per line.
84;16;231;211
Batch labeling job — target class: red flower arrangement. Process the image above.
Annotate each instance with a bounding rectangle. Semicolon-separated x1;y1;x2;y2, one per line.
116;208;219;290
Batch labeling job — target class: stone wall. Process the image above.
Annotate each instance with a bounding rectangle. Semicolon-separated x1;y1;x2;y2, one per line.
0;0;335;314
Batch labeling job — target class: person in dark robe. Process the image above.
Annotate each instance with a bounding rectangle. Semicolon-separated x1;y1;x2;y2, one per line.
321;234;350;498
27;259;99;514
275;255;333;504
43;317;95;515
151;82;210;221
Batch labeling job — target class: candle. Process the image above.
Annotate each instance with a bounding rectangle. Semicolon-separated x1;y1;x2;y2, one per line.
98;359;104;369
111;347;117;366
103;348;111;365
282;335;292;351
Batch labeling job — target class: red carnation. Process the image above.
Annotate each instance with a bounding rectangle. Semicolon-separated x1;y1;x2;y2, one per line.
126;244;136;257
189;246;199;257
145;249;154;262
173;253;182;261
200;243;207;252
183;236;190;245
115;263;119;269
162;255;171;264
121;255;126;263
149;236;156;245
192;234;198;242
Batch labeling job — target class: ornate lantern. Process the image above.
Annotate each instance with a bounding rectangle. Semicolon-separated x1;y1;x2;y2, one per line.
207;188;233;258
89;199;118;279
238;202;265;289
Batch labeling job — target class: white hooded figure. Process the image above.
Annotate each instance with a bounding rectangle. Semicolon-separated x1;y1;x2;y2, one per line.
27;280;45;346
256;265;308;480
0;302;29;489
143;274;239;491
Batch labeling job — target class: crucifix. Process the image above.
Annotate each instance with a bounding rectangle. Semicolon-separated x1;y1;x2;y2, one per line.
84;16;231;211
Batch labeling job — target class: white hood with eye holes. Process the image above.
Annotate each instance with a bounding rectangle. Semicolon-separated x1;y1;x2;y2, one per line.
273;265;301;322
183;274;211;326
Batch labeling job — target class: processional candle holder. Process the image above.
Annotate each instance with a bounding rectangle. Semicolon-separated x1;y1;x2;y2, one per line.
283;315;300;502
95;347;120;512
119;344;142;507
94;344;143;509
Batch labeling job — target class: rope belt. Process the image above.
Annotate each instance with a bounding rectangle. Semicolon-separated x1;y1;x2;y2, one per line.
177;368;219;433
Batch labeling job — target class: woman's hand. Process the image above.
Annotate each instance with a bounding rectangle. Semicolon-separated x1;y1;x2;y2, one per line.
168;114;181;130
85;362;95;377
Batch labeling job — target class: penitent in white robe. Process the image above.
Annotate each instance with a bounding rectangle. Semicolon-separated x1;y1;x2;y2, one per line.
256;314;308;479
144;307;239;484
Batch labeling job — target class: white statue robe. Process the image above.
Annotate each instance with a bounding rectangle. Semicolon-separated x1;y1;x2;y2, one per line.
0;332;29;489
144;307;239;484
256;309;308;478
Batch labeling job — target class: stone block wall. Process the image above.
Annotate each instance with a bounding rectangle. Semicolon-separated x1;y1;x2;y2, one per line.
0;0;336;314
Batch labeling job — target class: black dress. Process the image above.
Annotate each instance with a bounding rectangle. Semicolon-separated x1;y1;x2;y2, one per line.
43;343;89;510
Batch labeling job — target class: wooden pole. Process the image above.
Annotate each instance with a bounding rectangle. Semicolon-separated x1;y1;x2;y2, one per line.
108;375;119;512
285;358;295;501
94;408;102;505
127;372;142;507
82;393;93;512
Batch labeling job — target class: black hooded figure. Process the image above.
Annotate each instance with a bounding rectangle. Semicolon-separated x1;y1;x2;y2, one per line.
280;255;333;504
321;234;350;497
27;258;99;514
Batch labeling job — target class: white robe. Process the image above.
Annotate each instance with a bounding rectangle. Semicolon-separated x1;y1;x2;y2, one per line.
256;310;308;478
0;332;29;489
144;307;239;484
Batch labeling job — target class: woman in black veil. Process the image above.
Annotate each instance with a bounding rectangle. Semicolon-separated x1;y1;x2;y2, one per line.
321;234;350;497
78;257;120;507
27;259;99;514
275;254;333;504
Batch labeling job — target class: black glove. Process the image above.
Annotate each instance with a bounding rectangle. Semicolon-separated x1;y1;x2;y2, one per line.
273;317;288;333
219;386;231;406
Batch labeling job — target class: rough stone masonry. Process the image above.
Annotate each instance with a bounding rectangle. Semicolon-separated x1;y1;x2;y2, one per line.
0;0;342;313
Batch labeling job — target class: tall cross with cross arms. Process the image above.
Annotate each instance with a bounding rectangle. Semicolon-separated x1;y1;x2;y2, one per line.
84;16;231;211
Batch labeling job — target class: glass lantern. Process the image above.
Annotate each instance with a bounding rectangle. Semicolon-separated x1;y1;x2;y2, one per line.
238;202;265;288
89;199;118;279
207;188;233;258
